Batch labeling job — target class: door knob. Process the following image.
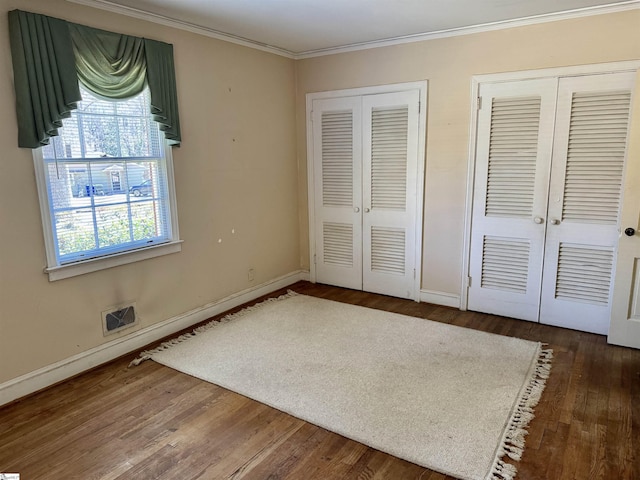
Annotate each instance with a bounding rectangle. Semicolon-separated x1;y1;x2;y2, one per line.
364;207;370;213
625;227;636;236
354;207;360;213
550;219;560;225
534;217;544;224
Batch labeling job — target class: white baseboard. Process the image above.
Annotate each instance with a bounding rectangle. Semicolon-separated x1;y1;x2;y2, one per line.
0;270;308;407
299;270;311;281
420;289;461;308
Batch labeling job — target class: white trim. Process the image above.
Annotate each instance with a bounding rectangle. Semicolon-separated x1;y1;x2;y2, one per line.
420;289;461;309
0;270;307;407
46;241;183;281
306;93;317;283
307;82;432;100
306;82;428;301
64;0;295;58
164;143;181;244
460;77;481;312
461;61;640;311
470;60;640;83
414;86;428;301
296;2;640;58
65;0;639;59
299;270;311;282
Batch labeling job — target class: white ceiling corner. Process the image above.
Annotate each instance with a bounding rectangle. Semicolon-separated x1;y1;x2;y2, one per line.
66;0;640;58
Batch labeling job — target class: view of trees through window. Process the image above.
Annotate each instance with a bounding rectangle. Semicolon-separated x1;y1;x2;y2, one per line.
42;86;171;263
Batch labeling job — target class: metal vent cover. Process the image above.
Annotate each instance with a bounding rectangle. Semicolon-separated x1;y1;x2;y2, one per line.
102;303;137;336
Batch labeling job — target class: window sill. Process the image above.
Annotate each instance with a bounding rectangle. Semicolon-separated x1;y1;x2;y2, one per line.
45;240;183;281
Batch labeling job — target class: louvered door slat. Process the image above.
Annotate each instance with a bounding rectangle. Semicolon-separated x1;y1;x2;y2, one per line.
370;106;408;210
322;111;353;207
323;222;354;267
555;244;613;305
370;227;405;275
485;96;541;218
481;236;531;293
561;91;632;224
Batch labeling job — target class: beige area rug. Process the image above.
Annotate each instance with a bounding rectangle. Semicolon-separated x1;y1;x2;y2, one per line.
132;292;552;480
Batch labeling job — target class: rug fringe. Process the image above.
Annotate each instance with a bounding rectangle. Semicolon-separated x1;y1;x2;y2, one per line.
129;290;299;367
487;345;553;480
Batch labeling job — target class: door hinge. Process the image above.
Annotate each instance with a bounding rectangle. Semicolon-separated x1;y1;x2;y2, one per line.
477;96;482;110
309;110;314;123
314;254;317;265
466;276;472;287
418;100;421;114
413;268;416;279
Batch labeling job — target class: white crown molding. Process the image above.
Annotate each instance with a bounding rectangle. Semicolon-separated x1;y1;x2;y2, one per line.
0;270;308;407
65;0;639;59
64;0;295;58
296;1;640;58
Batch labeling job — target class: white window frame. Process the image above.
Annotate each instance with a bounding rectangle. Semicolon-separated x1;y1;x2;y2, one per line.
33;139;182;282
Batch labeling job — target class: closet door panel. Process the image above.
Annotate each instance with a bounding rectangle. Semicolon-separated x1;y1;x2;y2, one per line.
467;79;558;321
540;72;635;334
362;90;420;299
313;96;363;290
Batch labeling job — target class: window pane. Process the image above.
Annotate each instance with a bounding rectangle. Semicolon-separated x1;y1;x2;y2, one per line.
43;88;161;161
81;115;120;158
78;93;116;115
47;161;77;210
40;86;174;266
118;117;154;157
128;161;162;200
131;201;160;241
55;208;96;256
115;93;147;116
96;204;132;248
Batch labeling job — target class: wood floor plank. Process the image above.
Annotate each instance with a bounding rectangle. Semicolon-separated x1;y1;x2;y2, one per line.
1;281;639;479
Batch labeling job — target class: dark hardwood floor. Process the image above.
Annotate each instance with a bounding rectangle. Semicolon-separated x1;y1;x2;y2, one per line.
1;281;638;479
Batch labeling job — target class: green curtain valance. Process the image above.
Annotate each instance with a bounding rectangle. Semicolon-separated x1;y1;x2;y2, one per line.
8;10;181;148
69;24;147;100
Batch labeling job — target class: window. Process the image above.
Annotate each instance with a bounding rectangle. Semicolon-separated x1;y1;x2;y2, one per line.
34;85;181;280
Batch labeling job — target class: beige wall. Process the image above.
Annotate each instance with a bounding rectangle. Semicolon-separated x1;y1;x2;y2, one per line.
1;1;639;388
0;0;299;383
295;10;640;297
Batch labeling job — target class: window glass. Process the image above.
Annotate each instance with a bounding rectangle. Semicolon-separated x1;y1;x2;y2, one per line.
40;86;174;265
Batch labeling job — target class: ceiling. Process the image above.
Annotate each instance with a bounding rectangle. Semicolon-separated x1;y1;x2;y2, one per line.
70;0;639;57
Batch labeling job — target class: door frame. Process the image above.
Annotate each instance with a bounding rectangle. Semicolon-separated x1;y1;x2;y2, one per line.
306;81;428;300
462;60;640;311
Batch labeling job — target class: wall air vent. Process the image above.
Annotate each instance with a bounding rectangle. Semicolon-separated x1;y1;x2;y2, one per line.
102;303;137;336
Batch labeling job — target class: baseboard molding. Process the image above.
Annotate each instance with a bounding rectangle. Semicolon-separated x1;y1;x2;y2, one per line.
299;270;311;281
420;289;461;308
0;270;308;407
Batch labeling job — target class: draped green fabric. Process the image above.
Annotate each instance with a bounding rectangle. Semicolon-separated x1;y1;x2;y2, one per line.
8;10;81;148
8;10;182;148
144;39;181;146
69;24;147;100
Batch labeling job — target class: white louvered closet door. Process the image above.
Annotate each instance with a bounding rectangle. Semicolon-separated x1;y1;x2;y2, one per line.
312;96;363;290
362;90;420;299
467;79;558;321
539;72;635;334
311;88;422;299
